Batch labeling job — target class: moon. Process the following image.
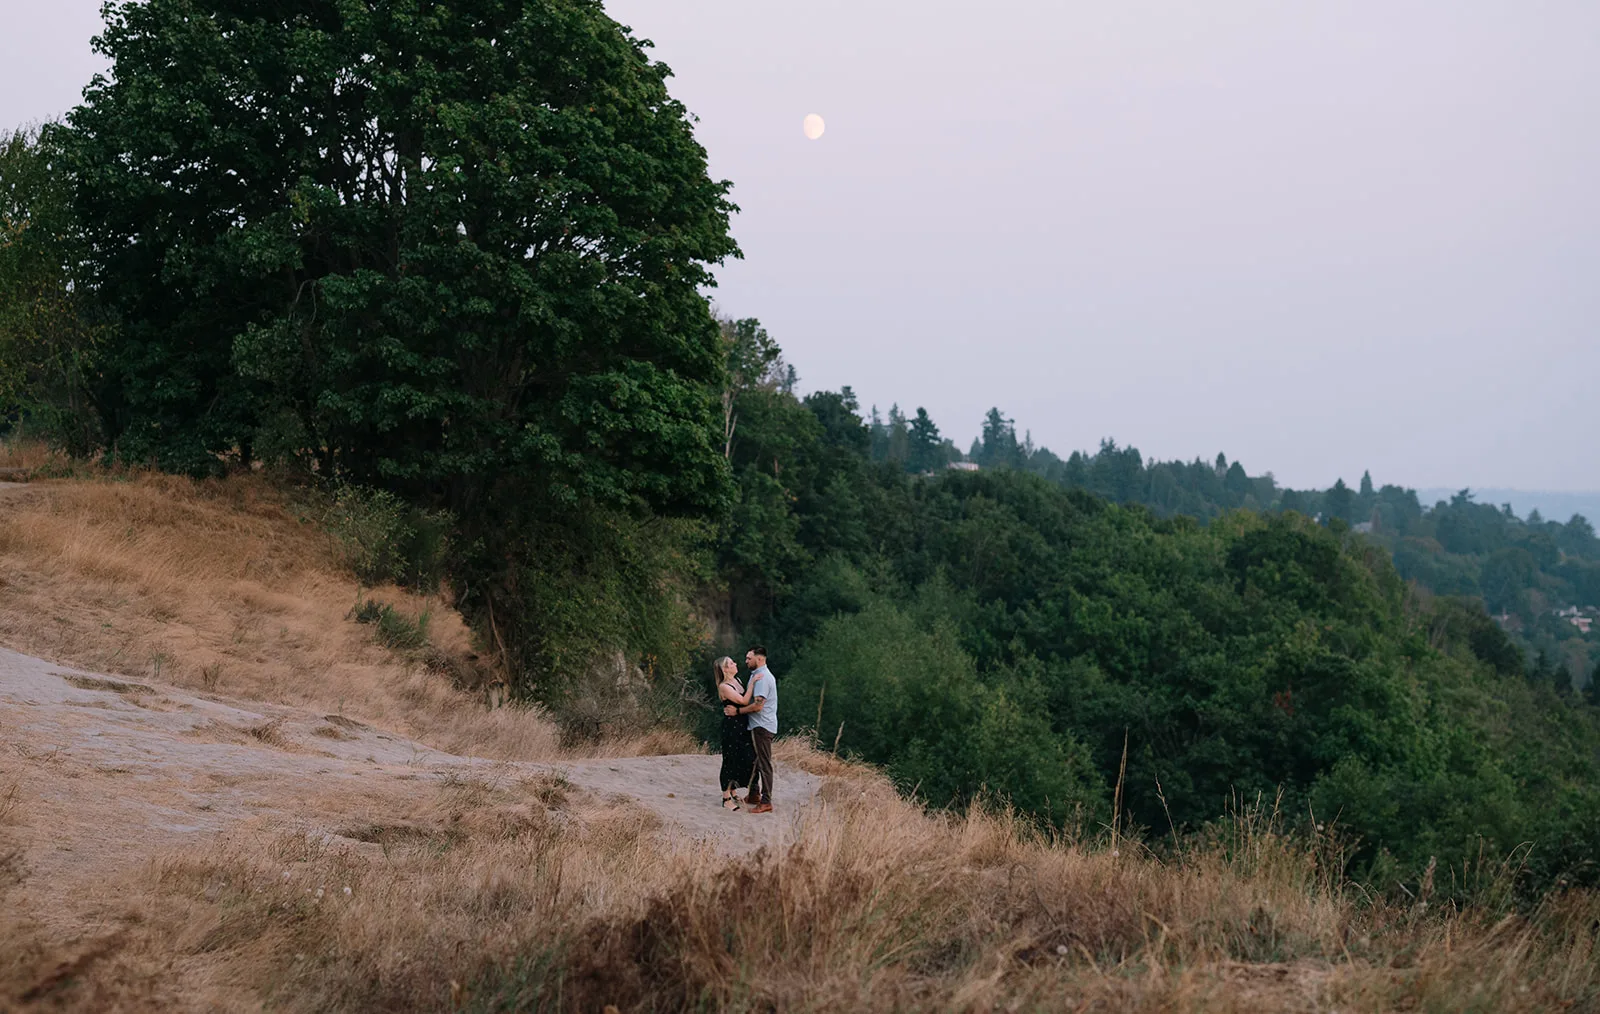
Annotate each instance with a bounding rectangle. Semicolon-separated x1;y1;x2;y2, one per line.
803;113;825;141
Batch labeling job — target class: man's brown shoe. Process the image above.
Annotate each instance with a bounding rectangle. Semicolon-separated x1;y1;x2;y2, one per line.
750;802;773;814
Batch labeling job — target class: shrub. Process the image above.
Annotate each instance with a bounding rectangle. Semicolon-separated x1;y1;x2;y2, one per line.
474;506;711;700
787;600;1104;825
352;598;431;653
544;651;703;749
325;484;451;592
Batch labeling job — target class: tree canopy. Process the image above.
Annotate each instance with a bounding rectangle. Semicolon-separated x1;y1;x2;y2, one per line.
715;378;1600;892
0;127;102;453
54;0;739;677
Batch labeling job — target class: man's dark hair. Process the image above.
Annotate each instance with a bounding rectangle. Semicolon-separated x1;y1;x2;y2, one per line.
749;645;768;660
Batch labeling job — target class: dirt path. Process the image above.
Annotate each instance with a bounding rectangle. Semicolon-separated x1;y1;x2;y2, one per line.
0;480;34;503
0;645;820;938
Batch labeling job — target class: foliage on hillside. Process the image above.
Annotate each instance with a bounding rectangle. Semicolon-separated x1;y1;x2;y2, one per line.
2;0;1596;900
5;740;1595;1012
0;127;104;455
713;380;1600;892
9;0;738;690
939;414;1600;687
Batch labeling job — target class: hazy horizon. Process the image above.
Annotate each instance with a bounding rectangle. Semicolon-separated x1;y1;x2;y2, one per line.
5;0;1597;491
1412;488;1600;526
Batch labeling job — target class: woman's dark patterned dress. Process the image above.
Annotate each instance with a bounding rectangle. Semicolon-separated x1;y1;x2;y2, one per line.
719;683;756;792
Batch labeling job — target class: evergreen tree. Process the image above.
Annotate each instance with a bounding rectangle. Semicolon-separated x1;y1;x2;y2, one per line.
907;407;945;473
1559;515;1599;556
977;407;1023;469
719;317;781;460
1064;451;1087;487
1531;649;1554;687
1555;664;1575;698
1325;479;1355;522
1224;461;1253;503
885;404;910;466
777;363;798;396
868;406;888;462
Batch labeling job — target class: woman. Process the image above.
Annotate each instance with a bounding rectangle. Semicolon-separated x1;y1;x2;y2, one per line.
714;655;756;810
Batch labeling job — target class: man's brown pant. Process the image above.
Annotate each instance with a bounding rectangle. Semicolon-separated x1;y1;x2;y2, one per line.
748;728;774;805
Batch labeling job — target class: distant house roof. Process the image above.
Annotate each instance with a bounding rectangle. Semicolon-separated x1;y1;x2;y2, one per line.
947;462;980;472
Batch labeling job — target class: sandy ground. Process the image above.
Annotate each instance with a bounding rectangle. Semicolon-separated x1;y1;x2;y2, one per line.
0;644;820;937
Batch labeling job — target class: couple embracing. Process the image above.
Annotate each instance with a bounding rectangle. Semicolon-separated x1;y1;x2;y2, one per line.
714;646;777;814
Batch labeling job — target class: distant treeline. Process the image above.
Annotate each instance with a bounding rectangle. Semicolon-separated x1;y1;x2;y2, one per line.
864;404;1600;688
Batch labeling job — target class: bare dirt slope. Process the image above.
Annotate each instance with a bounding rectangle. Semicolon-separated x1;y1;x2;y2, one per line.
0;474;818;909
1;645;818;896
0;471;839;1011
2;642;823;1009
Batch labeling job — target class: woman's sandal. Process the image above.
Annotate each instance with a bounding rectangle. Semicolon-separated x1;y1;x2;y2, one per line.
722;796;741;811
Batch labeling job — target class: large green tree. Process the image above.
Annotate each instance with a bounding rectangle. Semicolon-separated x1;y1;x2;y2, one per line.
0;127;103;452
59;0;739;681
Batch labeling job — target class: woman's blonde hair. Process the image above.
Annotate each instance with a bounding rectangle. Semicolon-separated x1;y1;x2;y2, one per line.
711;656;733;686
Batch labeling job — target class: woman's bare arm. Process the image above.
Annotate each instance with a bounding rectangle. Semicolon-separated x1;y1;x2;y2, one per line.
719;681;754;704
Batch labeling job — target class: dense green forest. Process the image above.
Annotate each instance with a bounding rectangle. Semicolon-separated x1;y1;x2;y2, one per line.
707;351;1600;889
859;406;1600;689
3;0;1596;894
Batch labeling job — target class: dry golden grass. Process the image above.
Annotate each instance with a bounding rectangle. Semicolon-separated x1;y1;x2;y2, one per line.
0;458;687;763
0;437;67;472
0;781;22;829
2;444;1594;1012
1;742;1594;1013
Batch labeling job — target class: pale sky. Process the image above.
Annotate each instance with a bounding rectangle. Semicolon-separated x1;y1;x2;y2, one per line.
5;1;1597;490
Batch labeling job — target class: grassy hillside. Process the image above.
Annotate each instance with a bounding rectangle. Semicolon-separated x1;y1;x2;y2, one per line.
0;443;689;762
0;451;1597;1012
4;738;1596;1012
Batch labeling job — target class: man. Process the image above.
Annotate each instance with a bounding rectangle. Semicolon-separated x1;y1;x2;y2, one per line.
725;645;777;813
